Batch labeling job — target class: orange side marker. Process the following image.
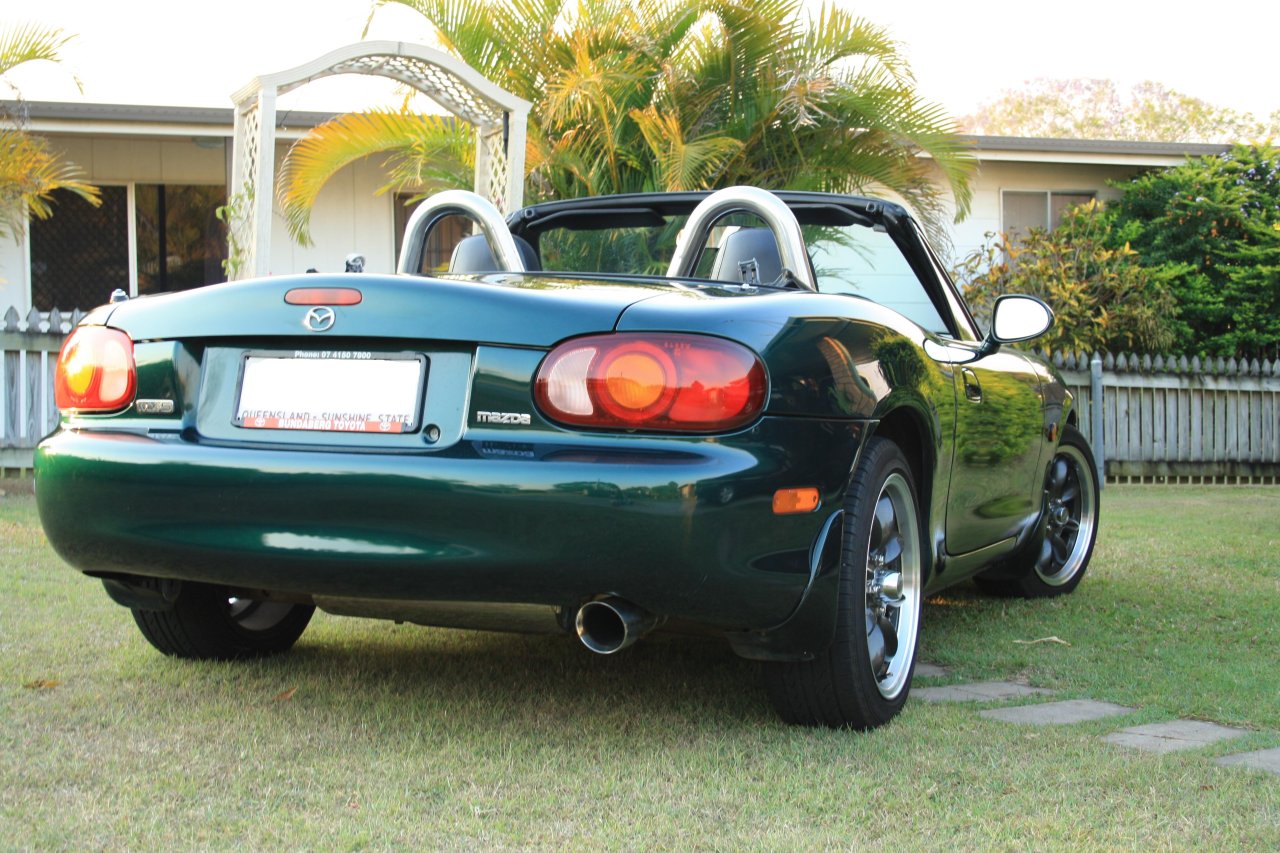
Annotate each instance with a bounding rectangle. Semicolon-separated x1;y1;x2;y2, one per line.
772;488;821;514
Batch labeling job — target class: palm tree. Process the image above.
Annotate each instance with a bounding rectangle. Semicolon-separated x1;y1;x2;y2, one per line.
278;0;972;246
0;24;99;241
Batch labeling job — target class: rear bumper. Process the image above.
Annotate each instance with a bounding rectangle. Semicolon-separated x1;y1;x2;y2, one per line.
36;418;863;638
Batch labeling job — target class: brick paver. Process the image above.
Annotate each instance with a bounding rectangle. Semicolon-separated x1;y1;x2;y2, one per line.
913;662;949;678
911;675;1274;780
913;681;1054;702
1103;720;1250;754
1216;748;1280;776
980;699;1134;726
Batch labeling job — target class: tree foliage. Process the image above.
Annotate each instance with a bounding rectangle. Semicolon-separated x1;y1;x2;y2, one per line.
279;0;973;246
955;201;1177;355
1108;144;1280;359
0;24;98;242
959;78;1279;144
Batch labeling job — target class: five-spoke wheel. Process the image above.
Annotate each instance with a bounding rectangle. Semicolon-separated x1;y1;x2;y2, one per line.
765;437;923;729
863;472;921;702
977;423;1099;597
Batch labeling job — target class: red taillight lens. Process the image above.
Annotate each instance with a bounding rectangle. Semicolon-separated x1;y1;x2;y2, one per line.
54;326;136;413
535;334;766;431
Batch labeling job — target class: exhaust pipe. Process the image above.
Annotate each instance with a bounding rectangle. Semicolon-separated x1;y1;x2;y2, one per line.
575;597;658;654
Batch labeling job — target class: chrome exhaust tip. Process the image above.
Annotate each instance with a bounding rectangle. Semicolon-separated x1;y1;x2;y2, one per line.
575;597;657;655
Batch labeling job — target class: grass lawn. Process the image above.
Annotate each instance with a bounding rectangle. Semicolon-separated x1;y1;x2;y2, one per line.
2;486;1278;848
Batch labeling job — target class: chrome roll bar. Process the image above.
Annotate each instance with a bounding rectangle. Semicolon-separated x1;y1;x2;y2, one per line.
396;189;526;275
665;186;816;290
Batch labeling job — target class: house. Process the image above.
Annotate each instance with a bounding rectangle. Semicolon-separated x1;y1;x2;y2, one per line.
1;100;416;315
1;99;1231;315
948;135;1228;262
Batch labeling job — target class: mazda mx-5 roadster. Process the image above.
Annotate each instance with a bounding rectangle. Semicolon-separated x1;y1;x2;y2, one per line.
35;186;1098;729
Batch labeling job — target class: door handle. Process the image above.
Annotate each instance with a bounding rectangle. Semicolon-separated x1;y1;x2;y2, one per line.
961;367;982;402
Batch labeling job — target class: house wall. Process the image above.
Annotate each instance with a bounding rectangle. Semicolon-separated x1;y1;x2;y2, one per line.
1;133;228;314
947;159;1149;267
265;143;399;276
0;233;28;315
1;133;401;314
48;135;228;184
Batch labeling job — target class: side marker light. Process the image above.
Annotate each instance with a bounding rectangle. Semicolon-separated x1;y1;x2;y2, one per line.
773;488;821;515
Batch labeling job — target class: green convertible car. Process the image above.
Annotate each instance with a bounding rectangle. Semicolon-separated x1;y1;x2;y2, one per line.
35;186;1098;729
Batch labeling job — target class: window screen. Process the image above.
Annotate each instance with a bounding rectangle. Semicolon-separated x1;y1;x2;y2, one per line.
1002;191;1049;243
30;187;129;311
1002;190;1096;243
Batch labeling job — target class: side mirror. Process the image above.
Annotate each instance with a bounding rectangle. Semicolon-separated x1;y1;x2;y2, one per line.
923;294;1055;365
971;294;1054;358
991;294;1054;343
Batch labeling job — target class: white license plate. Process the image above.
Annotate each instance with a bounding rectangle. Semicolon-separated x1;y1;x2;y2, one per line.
234;351;427;434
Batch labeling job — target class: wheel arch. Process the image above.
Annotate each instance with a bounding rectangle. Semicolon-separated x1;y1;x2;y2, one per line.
865;403;939;585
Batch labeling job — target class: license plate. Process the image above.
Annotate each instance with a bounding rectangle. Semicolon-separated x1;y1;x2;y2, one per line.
234;351;427;434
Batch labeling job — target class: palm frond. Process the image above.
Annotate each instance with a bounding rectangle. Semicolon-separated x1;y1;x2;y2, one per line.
0;23;73;78
0;129;99;241
802;6;909;83
297;0;974;237
631;106;743;191
277;110;469;245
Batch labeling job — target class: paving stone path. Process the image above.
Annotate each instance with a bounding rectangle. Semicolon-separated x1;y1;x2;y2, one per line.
914;666;1280;778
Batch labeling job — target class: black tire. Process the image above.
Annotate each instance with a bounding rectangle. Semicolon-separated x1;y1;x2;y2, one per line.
764;437;925;729
975;424;1099;598
131;581;314;660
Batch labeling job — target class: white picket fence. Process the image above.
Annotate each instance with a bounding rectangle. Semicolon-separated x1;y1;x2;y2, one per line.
4;304;1280;482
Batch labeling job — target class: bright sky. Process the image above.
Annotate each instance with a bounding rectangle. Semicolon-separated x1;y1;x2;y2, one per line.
5;0;1278;122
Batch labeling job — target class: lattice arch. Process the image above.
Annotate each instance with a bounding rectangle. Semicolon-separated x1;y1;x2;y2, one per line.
229;41;530;280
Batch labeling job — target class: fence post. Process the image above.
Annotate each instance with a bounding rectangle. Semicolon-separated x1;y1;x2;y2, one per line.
1090;353;1105;489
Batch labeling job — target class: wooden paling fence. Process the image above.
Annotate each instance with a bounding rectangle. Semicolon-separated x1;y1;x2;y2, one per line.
1051;351;1280;484
2;306;83;473
4;304;1279;483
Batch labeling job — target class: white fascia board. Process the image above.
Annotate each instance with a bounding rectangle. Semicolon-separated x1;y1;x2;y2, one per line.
25;118;231;137
970;149;1194;168
25;118;313;141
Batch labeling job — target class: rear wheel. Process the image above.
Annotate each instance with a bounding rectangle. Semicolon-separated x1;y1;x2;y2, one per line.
976;424;1099;597
131;581;314;660
764;437;923;729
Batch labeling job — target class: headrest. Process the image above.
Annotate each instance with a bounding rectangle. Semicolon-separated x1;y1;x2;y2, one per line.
708;227;783;285
448;234;542;273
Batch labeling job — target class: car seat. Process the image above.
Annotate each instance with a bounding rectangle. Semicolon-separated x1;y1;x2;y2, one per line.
448;234;542;273
709;227;783;285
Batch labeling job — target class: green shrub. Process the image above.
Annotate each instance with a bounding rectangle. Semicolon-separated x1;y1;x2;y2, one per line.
954;200;1177;355
1108;143;1280;359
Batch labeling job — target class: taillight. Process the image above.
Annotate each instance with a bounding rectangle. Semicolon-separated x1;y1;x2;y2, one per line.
535;333;766;431
54;326;136;413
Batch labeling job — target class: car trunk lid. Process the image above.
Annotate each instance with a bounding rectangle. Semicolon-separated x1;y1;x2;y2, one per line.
101;273;672;346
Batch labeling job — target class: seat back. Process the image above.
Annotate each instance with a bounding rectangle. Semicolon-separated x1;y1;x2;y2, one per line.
448;234;541;273
708;227;783;285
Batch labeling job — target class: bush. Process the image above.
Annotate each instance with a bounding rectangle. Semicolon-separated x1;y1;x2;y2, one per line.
954;200;1177;355
1108;143;1280;359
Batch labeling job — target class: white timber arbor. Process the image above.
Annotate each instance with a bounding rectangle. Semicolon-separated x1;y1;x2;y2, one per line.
229;41;531;280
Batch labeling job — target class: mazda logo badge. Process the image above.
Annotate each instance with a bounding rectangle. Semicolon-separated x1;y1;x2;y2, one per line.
304;306;336;332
